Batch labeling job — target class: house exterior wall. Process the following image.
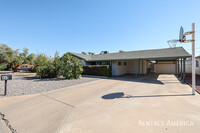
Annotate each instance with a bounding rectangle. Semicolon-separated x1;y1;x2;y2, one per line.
196;59;200;75
155;61;175;74
184;59;200;74
185;60;192;73
111;60;148;76
80;59;86;65
112;61;129;75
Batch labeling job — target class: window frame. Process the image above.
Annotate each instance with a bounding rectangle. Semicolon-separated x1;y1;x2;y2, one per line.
118;61;122;66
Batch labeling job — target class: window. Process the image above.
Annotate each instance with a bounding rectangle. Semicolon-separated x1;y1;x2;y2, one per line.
124;62;127;66
118;61;122;66
102;62;109;65
196;60;199;67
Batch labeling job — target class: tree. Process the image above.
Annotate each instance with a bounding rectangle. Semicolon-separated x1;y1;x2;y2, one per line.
61;53;83;79
34;52;62;78
34;54;50;78
0;64;7;71
119;50;125;53
82;52;87;55
88;52;94;55
0;43;20;69
12;49;22;66
52;51;62;78
34;53;49;67
0;43;14;64
20;47;29;63
26;53;35;64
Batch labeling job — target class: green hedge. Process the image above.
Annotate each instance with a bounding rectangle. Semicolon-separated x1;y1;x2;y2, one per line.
82;65;112;77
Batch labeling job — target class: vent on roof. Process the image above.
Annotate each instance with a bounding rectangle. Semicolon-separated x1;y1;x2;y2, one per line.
100;51;109;54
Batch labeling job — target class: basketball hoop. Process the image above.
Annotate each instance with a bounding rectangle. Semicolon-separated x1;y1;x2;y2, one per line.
167;23;196;95
167;39;179;48
167;26;186;48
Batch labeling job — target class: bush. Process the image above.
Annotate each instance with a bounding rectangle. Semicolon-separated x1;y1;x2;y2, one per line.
61;53;83;79
0;63;7;71
52;51;62;78
35;52;83;79
36;60;57;78
35;54;61;78
82;65;112;77
29;66;36;72
34;53;49;67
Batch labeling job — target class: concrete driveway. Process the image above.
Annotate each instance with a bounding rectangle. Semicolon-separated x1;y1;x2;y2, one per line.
0;74;200;133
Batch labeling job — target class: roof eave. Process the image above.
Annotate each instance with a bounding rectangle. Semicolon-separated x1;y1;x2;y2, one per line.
85;56;191;62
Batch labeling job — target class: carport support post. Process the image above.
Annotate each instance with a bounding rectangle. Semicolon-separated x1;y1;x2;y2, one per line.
183;58;186;82
135;60;137;78
138;60;140;77
175;60;177;75
142;60;143;75
181;58;183;80
177;59;179;77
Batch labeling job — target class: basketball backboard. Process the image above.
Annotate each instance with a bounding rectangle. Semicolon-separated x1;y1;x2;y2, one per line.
179;26;185;42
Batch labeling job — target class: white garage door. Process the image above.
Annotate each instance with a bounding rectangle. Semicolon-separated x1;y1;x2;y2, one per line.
155;62;175;74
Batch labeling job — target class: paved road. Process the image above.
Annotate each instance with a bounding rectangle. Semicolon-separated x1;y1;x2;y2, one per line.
0;74;200;133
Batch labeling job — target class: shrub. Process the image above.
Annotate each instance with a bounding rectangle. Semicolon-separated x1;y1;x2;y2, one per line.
35;52;83;79
52;51;62;78
61;53;83;79
34;53;49;67
82;65;112;77
0;63;7;71
35;54;62;78
34;54;57;78
36;60;56;78
29;66;36;72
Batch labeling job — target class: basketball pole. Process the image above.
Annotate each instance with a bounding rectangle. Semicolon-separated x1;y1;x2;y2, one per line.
192;23;195;95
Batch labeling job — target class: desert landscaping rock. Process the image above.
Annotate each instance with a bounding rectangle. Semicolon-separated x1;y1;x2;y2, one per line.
0;75;100;97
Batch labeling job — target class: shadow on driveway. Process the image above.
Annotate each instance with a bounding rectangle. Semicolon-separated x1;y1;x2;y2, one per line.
109;74;164;85
101;92;193;100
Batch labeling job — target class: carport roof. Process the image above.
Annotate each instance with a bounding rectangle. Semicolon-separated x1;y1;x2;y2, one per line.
70;47;191;61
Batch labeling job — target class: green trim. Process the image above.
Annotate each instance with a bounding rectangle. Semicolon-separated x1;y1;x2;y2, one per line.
175;60;177;75
138;60;140;77
181;58;183;80
177;59;179;76
183;58;186;82
135;60;137;78
142;60;143;75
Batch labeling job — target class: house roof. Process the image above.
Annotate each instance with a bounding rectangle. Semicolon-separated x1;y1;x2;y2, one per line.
196;56;200;59
70;47;191;62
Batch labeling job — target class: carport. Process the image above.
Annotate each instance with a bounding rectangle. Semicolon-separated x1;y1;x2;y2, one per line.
133;57;188;82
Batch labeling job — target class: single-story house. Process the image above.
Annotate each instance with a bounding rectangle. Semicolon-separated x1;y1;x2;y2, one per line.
70;47;191;81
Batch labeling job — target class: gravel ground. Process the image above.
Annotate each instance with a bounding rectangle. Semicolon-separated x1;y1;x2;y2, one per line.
0;75;101;97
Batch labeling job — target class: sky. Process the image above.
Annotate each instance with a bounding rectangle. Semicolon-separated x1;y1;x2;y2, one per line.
0;0;200;56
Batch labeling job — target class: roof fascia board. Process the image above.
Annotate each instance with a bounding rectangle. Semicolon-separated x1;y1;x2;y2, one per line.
85;56;191;62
